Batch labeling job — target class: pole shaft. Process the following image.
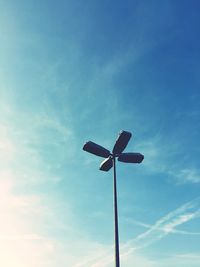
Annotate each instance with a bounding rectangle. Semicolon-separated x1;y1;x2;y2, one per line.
113;157;120;267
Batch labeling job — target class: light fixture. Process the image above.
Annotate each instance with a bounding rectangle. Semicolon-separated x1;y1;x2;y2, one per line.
83;130;144;267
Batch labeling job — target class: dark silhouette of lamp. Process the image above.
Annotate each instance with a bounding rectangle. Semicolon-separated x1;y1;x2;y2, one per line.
83;130;144;267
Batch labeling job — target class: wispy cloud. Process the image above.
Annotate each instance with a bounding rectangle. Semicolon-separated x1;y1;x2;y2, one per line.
122;197;200;252
0;177;108;267
77;197;200;267
175;253;200;260
136;136;200;185
135;138;166;173
0;179;50;267
0;234;45;241
122;217;200;236
173;168;200;184
152;253;200;267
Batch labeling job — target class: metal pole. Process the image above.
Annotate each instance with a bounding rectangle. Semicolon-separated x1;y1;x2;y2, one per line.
113;156;120;267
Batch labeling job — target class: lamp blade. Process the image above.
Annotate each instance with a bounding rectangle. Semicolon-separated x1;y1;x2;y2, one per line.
118;152;144;163
112;130;132;155
99;157;113;171
83;141;110;158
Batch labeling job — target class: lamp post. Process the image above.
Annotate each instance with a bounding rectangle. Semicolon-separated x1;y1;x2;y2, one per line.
83;130;144;267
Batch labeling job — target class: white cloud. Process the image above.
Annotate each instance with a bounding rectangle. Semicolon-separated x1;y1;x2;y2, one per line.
174;168;200;184
152;253;200;267
70;198;200;267
0;123;16;165
136;137;200;185
0;179;49;267
122;197;200;251
0;177;113;267
135;137;169;174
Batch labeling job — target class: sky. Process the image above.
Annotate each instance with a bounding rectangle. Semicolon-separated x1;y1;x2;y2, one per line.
0;0;200;266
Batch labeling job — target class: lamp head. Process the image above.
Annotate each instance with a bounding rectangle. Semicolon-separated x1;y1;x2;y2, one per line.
118;153;144;163
83;141;110;158
99;156;113;171
112;130;132;155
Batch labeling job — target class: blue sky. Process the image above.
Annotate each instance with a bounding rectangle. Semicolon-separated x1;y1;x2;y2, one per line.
0;0;200;266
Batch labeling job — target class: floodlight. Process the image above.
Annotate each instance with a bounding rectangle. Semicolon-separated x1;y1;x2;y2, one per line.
83;141;110;158
83;130;144;267
112;130;132;155
118;152;144;163
100;157;113;171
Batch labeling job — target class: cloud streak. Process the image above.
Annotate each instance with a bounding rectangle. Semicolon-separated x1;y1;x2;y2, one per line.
136;137;200;185
122;197;200;252
77;197;200;267
174;168;200;184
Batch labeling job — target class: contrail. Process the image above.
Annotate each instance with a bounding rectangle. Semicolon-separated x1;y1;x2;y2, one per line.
73;197;200;267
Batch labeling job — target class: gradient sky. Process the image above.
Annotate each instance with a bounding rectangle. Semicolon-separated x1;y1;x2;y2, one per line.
0;1;200;266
